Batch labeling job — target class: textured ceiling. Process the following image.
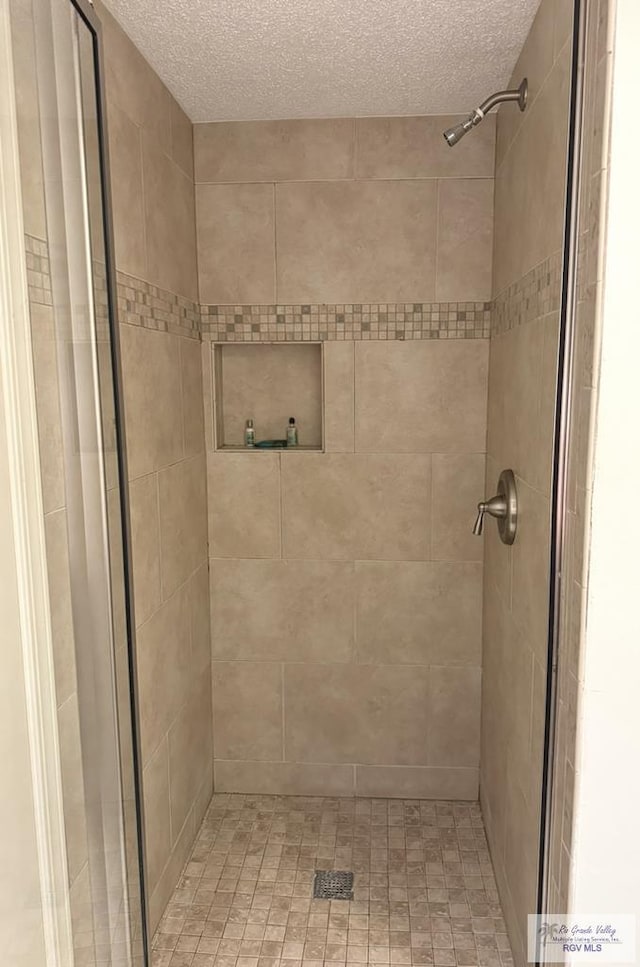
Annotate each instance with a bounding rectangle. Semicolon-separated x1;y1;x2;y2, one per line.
103;0;541;123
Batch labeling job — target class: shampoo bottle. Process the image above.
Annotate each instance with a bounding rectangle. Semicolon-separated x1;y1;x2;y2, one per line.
287;417;298;447
244;419;255;447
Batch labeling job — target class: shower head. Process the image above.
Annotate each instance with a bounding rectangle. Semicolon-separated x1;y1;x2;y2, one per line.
443;117;476;147
443;78;528;147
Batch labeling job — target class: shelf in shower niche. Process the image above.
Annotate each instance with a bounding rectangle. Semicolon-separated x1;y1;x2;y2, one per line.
213;342;324;451
218;444;323;453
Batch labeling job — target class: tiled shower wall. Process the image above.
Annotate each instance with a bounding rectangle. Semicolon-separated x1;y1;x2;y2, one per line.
480;0;573;964
196;117;495;800
96;3;213;930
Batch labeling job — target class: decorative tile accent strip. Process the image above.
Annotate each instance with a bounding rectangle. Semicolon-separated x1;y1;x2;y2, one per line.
492;251;563;336
24;235;201;339
29;230;563;344
25;234;52;306
201;301;491;341
116;271;200;340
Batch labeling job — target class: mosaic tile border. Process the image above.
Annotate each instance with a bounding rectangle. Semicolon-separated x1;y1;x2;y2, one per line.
491;251;563;336
201;302;491;341
117;270;200;341
24;235;201;340
27;232;563;344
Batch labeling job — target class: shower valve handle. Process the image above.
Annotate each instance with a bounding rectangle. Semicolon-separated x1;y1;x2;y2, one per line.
473;495;507;536
472;469;518;545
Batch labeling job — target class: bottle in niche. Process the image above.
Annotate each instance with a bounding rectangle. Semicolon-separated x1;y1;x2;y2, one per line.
244;419;255;448
287;417;298;447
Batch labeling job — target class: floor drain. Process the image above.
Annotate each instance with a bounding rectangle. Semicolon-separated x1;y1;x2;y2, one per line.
313;870;354;900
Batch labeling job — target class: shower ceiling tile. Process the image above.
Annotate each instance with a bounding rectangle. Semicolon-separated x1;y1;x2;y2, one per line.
101;0;540;123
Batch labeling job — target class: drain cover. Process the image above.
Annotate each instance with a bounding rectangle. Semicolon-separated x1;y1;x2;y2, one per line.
313;870;354;900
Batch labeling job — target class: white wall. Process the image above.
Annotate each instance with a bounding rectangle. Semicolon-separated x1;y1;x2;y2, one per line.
568;0;640;949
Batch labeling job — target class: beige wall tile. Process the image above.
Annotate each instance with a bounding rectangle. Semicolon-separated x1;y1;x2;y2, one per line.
129;473;161;627
30;305;64;514
201;342;214;452
281;452;431;561
143;135;198;300
482;454;513;609
158;453;207;597
511;477;551;661
214;760;355;797
168;675;212;839
495;0;556;169
99;1;172;154
218;343;322;447
355;562;481;667
355;115;495;180
482;5;577;951
189;564;212;675
553;0;574;60
10;0;47;237
493;47;571;294
196;183;275;304
284;664;430;766
148;802;195;934
208;451;280;559
487;322;550;493
436;179;494;302
44;510;76;707
355;765;478;800
120;325;183;479
181;337;205;459
170;99;194;178
323;342;354;452
431;453;486;562
57;695;88;883
194;119;354;183
275;181;437;304
212;662;282;761
106;98;147;281
136;587;191;762
427;666;481;768
539;313;562;493
142;737;171;891
210;559;354;662
194;761;213;832
355;341;488;453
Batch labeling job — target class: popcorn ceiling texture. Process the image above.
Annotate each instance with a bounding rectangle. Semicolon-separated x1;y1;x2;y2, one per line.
103;0;540;123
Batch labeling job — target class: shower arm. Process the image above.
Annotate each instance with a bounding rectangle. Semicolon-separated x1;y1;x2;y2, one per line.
468;78;528;126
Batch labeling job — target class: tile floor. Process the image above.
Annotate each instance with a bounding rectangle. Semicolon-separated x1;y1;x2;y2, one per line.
152;794;513;967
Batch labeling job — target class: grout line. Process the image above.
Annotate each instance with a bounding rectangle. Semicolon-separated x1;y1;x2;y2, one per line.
155;471;164;604
351;340;356;452
434;178;441;303
352;117;358;181
272;182;278;303
278;450;284;560
351;560;357;664
281;662;286;762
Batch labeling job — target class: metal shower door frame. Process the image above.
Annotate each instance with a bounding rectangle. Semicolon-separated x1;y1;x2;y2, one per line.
536;0;588;941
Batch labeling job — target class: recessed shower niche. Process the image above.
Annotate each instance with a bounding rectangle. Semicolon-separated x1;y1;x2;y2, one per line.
213;342;323;449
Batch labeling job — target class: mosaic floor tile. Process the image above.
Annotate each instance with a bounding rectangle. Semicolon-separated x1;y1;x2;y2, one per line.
152;795;512;967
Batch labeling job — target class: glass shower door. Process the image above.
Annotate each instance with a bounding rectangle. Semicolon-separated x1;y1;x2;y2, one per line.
12;0;148;961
